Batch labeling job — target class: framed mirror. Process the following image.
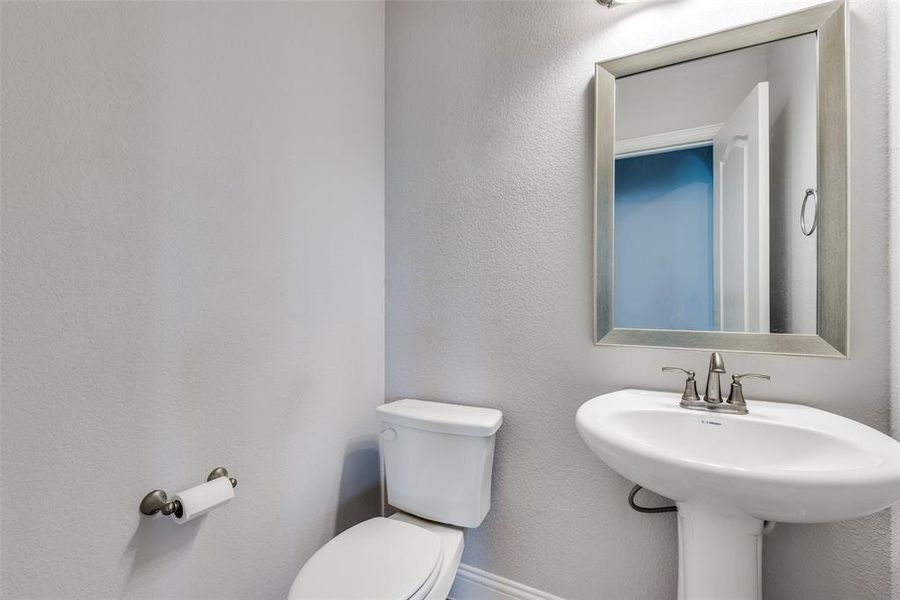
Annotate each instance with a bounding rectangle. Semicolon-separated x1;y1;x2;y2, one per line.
593;0;847;357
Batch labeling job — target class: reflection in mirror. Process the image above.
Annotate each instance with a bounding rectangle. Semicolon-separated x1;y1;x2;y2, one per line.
613;34;817;335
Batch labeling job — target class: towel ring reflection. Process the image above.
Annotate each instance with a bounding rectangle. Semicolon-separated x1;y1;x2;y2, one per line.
801;188;818;236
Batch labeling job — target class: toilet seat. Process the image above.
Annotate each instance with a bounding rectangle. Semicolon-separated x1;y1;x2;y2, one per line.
288;517;443;600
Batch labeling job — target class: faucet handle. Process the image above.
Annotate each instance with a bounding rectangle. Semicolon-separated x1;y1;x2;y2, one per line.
662;367;700;405
662;366;695;377
732;373;770;383
726;373;770;413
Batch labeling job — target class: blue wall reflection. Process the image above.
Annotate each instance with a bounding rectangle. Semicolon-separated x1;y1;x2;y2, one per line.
614;145;715;331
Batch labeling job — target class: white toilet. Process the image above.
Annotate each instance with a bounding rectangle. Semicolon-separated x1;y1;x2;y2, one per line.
288;398;503;600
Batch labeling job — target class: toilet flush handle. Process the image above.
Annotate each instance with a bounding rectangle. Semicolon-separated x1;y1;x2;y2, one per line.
379;428;397;441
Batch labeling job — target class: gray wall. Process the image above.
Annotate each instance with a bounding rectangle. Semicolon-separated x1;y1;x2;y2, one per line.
386;1;894;599
1;3;384;599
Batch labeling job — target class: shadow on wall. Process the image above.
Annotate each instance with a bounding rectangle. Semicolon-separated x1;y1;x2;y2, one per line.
122;510;203;583
334;436;382;536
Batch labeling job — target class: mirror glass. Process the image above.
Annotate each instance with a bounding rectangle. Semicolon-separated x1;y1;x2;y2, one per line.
613;33;817;335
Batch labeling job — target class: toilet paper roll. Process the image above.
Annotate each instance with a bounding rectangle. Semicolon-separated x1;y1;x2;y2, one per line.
171;476;234;524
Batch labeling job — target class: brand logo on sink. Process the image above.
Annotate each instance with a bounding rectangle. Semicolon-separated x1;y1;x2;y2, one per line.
701;419;723;426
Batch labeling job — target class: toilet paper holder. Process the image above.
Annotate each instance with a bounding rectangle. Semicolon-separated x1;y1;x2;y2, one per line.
140;467;237;518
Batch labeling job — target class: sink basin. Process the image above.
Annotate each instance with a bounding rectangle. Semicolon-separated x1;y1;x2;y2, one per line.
577;389;900;523
577;389;900;600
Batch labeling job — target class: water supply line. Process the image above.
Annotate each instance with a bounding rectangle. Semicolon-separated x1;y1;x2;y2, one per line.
628;485;677;513
627;484;777;534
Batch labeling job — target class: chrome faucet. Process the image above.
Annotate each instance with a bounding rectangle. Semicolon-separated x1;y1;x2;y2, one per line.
662;352;769;415
703;352;726;404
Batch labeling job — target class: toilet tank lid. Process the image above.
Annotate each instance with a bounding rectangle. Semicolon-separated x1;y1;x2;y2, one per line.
377;399;502;437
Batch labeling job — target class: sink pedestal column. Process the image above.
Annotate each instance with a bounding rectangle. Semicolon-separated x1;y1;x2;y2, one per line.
676;503;764;600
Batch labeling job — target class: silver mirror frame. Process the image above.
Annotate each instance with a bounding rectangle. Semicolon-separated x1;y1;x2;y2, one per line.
593;0;848;358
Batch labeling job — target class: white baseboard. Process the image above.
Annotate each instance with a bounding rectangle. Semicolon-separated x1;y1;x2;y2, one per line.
448;563;567;600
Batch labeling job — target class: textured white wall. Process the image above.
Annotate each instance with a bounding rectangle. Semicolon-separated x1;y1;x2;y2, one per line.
386;1;893;599
1;3;384;599
889;1;900;596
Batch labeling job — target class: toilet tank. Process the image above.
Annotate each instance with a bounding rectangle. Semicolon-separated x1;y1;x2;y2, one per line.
376;399;502;528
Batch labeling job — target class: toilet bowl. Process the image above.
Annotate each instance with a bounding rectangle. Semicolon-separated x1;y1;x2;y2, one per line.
288;399;502;600
287;512;464;600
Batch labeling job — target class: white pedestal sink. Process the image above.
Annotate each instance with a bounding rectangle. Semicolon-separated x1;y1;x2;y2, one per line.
576;389;900;600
